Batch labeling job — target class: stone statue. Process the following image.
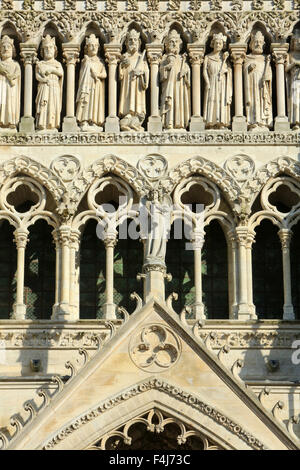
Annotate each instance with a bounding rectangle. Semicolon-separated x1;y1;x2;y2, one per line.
118;29;149;131
0;35;21;130
142;189;172;266
160;29;191;130
76;34;107;132
286;30;300;131
203;32;232;129
35;35;63;131
244;31;273;131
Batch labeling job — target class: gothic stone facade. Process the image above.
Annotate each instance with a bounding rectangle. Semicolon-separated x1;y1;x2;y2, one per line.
0;0;299;451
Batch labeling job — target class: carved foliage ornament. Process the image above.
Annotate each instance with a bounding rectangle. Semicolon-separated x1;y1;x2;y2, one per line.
137;155;168;182
50;155;81;184
224;155;255;184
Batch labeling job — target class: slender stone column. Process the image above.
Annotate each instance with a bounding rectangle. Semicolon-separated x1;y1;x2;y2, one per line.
230;44;247;132
191;231;205;319
54;225;72;320
278;229;294;320
104;44;121;132
69;229;80;320
62;44;80;132
102;235;117;319
51;229;61;319
187;44;205;131
146;43;163;132
271;43;290;131
236;226;252;320
19;44;37;132
228;232;238;319
246;231;257;319
12;229;29;319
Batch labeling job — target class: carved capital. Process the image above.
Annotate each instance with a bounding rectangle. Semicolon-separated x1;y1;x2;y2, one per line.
187;44;205;66
229;44;247;65
146;44;164;65
13;229;29;249
70;229;81;250
191;230;205;249
58;225;72;246
278;228;292;250
103;235;117;248
271;43;289;65
62;45;80;66
235;226;249;247
104;44;122;65
20;44;38;65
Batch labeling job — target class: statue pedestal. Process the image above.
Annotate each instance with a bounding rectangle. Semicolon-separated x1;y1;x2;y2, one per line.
274;116;290;132
147;116;162;132
105;117;120;133
232;116;247;132
189;116;205;132
62;117;79;132
19;116;35;133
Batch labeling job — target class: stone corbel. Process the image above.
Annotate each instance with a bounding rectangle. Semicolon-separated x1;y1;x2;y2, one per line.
19;44;38;133
104;43;122;132
146;43;164;132
229;43;247;132
62;44;80;132
271;43;290;131
187;43;205;132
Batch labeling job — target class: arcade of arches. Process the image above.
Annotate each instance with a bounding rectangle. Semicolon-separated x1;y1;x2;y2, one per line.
0;0;300;451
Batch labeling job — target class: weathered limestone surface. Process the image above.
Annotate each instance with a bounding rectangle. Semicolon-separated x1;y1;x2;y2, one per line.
0;0;299;451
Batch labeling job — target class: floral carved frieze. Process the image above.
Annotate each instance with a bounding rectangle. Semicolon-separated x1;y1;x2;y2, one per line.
129;324;181;372
0;326;299;349
0;132;297;146
0;329;111;349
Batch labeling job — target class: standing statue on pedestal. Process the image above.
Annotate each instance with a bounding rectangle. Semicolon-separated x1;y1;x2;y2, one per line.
35;35;63;131
142;189;172;267
286;30;300;131
118;29;149;131
160;30;191;130
244;31;273;131
0;35;21;130
203;32;232;129
76;34;107;132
